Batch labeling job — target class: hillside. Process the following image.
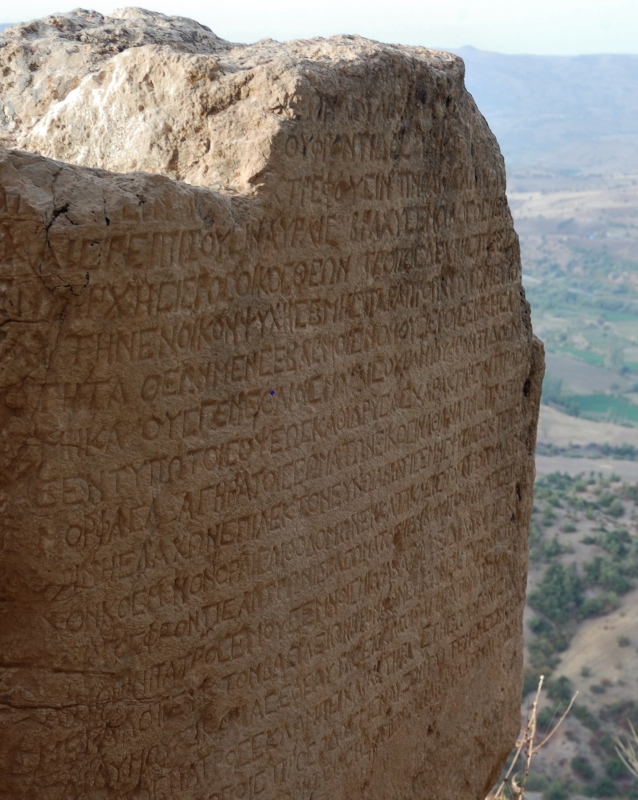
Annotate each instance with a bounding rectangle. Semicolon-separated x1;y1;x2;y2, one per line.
509;172;638;432
518;471;638;799
453;46;638;173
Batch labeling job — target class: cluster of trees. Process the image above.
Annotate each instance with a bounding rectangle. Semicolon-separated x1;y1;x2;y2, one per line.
523;473;638;798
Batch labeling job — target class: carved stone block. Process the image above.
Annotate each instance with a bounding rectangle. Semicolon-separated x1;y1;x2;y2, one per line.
0;10;543;799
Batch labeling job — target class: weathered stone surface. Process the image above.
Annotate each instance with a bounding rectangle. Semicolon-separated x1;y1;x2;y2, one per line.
0;11;543;800
0;8;228;151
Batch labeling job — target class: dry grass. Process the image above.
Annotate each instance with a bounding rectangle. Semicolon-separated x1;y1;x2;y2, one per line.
486;677;578;800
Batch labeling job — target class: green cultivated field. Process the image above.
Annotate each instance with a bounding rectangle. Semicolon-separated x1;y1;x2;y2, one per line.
554;347;606;367
562;394;638;424
511;171;638;428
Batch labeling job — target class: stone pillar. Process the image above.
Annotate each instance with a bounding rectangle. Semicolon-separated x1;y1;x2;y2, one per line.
0;12;543;799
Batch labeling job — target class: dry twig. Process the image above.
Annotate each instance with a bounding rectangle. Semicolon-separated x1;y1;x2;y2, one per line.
486;676;578;800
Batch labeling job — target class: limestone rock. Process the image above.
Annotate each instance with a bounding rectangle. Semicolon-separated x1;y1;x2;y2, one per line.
23;42;284;193
0;10;544;800
0;8;228;151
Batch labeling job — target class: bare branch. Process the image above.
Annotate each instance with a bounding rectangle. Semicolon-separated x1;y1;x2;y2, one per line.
533;691;578;754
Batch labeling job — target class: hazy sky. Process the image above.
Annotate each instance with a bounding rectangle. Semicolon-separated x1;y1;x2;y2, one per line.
4;0;638;55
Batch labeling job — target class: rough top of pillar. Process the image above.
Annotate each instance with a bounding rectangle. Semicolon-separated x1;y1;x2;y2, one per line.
1;7;465;192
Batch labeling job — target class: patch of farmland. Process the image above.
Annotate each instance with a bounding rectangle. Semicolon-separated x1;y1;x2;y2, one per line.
545;352;632;394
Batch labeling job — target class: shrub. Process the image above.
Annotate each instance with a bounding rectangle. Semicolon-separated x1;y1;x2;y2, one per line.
618;635;631;648
528;639;562;670
591;684;606;694
600;528;632;558
527;773;550;791
593;776;618;796
529;519;545;562
543;506;558;526
547;676;575;705
571;755;595;781
572;703;600;730
529;563;584;624
581;592;620;617
583;556;633;594
529;617;554;636
528;624;572;670
543;537;563;559
598;731;619;754
544;780;569;800
600;699;638;728
606;757;629;780
608;498;625;518
581;666;592;677
538;472;576;493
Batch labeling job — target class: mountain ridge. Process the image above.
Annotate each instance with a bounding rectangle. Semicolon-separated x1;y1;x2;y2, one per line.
451;45;638;172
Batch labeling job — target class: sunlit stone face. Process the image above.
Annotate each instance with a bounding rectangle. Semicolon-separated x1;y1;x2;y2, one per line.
0;10;543;799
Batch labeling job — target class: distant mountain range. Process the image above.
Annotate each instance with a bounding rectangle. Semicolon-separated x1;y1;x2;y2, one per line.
0;24;10;32
0;21;635;174
452;46;638;173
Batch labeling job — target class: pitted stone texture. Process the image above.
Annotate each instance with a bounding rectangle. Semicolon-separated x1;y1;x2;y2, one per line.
0;8;229;151
0;12;543;800
24;42;285;193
